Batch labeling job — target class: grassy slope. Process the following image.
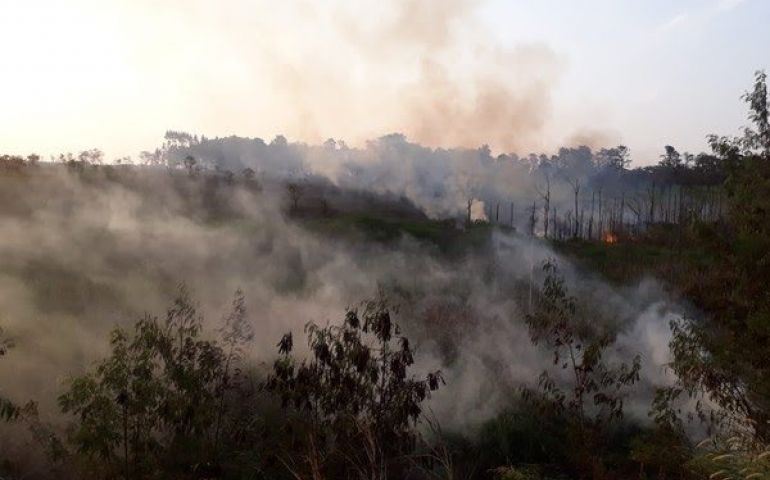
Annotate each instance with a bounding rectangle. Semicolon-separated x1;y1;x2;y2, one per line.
299;207;732;315
551;222;735;319
552;237;717;284
0;165;727;311
299;213;502;256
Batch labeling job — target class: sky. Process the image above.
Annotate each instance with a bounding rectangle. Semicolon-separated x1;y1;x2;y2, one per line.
0;0;767;165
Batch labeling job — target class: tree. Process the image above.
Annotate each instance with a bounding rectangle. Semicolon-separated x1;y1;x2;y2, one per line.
667;70;770;442
164;131;196;149
534;172;551;238
58;287;252;478
659;145;682;170
0;154;25;172
183;155;197;176
212;289;253;461
26;154;40;167
78;149;104;166
139;149;164;166
741;70;769;154
271;134;288;147
596;145;630;170
266;297;443;479
466;198;474;226
646;181;657;224
524;261;641;477
562;174;581;238
286;182;303;213
528;201;538;236
555;146;594;174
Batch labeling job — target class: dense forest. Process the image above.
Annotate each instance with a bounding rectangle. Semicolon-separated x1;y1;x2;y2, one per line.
0;71;768;480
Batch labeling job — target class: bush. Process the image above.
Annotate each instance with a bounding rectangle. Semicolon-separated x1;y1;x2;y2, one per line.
266;297;443;479
57;286;253;479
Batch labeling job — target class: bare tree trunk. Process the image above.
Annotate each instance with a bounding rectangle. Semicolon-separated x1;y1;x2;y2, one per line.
552;207;557;240
717;189;722;222
597;189;604;239
536;174;551;239
589;191;595;241
528;237;535;313
648;182;656;224
620;192;626;235
707;186;713;221
573;180;581;239
466;198;473;227
674;187;680;225
529;201;537;236
610;199;616;235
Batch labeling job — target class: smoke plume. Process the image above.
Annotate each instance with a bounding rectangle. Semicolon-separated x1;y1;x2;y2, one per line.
0;161;681;431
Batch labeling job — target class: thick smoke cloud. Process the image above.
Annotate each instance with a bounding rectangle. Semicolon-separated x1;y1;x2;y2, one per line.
331;0;563;152
0;163;681;432
14;0;564;157
243;0;564;153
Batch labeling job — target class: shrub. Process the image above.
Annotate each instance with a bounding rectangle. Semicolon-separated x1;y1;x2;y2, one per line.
266;297;443;479
58;286;253;478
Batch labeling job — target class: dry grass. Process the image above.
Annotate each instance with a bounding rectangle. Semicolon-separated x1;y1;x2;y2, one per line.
691;435;770;480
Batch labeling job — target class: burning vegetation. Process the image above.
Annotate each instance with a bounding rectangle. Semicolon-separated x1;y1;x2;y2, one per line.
602;232;619;244
0;71;769;480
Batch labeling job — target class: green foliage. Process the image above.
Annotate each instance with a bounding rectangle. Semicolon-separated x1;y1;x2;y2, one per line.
553;220;727;287
740;71;770;154
524;260;641;477
57;286;253;478
525;260;641;422
5;71;770;480
301;213;490;255
668;70;770;442
473;400;570;473
266;297;443;478
0;397;19;422
629;425;692;479
0;327;23;422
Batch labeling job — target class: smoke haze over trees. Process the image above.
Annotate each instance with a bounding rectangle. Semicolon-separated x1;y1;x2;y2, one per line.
0;66;768;479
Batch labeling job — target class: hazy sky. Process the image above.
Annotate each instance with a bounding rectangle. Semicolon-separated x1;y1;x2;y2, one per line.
1;0;767;165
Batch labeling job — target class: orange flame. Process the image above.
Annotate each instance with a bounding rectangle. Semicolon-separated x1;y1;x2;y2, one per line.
603;232;618;244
